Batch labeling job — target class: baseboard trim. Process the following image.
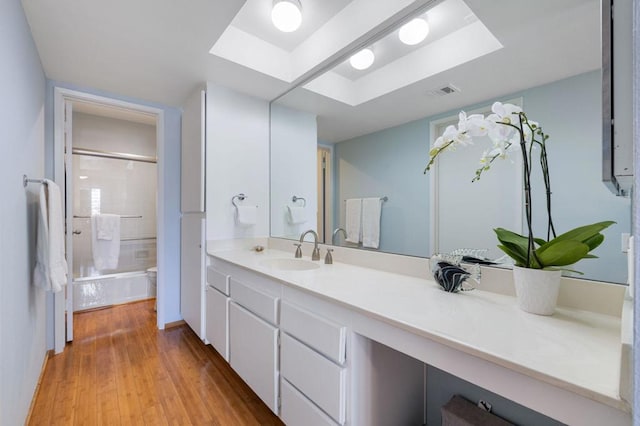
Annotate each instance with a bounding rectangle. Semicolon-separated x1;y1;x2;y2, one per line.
164;319;186;329
25;349;53;424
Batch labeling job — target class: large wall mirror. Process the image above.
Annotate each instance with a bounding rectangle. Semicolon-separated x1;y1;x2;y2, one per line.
270;0;631;284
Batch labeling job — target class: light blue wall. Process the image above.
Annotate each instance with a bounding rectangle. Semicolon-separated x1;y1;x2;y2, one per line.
44;80;183;324
0;1;47;424
335;119;431;257
335;70;630;283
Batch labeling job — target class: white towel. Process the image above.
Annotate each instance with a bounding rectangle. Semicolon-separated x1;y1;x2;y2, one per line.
362;197;382;249
345;198;362;243
96;213;120;240
286;206;307;225
91;214;120;270
236;205;257;226
34;180;68;293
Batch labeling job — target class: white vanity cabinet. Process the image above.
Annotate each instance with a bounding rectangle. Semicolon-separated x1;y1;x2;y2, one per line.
228;275;281;414
280;300;348;425
205;266;230;361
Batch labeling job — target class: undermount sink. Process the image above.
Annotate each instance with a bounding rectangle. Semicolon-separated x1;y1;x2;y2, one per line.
260;258;320;271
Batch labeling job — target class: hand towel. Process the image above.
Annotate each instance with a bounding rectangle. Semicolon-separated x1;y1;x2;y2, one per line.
236;205;257;226
34;180;68;293
96;213;120;240
362;197;382;249
286;205;307;225
91;214;121;270
345;198;362;243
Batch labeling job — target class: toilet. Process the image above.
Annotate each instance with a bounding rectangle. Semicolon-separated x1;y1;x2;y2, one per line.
147;266;157;310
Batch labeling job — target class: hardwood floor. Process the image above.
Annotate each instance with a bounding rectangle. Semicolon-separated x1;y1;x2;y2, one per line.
29;300;284;425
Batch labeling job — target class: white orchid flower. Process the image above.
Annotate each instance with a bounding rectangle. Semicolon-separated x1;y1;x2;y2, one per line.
458;112;490;137
488;102;522;125
439;124;471;149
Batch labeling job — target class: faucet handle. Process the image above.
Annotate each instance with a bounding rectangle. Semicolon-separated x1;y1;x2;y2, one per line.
324;248;334;264
293;243;302;258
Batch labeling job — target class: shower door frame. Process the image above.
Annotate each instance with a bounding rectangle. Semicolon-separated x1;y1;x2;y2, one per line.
53;87;165;353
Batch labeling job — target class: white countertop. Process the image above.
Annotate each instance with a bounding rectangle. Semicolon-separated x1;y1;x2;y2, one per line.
208;247;626;412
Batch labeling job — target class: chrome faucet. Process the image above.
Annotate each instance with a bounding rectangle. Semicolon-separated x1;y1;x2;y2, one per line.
299;229;321;261
332;227;347;245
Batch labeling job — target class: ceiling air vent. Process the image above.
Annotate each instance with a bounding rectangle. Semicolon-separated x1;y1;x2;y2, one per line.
427;84;460;97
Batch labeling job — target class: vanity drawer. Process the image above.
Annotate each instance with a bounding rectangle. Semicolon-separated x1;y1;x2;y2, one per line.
281;301;346;365
281;378;338;426
281;333;346;424
230;278;279;325
207;266;230;295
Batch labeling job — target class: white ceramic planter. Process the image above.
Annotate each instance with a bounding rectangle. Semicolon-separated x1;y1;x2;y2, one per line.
513;266;562;315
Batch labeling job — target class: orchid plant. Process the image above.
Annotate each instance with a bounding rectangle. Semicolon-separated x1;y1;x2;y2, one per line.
424;102;613;273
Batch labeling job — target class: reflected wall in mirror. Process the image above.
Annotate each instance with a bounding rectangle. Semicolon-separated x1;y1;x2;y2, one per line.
270;0;631;284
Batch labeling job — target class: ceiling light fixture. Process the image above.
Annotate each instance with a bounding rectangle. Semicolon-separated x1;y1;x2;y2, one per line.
271;0;302;33
399;18;430;45
349;48;375;70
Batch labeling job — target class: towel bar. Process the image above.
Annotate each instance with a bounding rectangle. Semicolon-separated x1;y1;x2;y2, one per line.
73;215;142;219
343;196;388;202
23;174;47;187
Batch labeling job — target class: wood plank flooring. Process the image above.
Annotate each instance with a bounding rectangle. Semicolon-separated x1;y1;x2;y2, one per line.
29;300;284;426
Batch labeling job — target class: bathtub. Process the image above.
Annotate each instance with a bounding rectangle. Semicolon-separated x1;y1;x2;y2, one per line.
72;270;154;311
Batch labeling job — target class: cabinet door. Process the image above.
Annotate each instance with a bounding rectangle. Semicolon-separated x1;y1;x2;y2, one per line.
180;214;205;338
229;301;279;414
181;88;205;212
205;286;229;361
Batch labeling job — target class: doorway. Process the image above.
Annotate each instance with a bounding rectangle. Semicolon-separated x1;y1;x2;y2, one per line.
317;146;333;244
53;87;165;353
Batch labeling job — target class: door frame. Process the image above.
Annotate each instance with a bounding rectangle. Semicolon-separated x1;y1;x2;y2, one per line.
53;87;165;353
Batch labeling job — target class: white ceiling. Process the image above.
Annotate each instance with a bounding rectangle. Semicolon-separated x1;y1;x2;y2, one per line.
21;0;601;143
232;0;353;52
276;0;602;142
21;0;291;106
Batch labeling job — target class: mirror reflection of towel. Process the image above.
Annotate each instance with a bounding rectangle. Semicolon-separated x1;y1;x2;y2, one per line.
286;206;306;225
345;198;362;243
362;198;382;249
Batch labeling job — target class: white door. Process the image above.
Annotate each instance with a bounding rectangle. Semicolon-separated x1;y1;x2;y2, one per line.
430;104;523;259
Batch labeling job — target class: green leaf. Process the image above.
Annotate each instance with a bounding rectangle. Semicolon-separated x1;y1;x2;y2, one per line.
535;240;590;267
583;233;605;251
538;221;615;253
494;228;541;268
497;244;527;267
534;238;547;246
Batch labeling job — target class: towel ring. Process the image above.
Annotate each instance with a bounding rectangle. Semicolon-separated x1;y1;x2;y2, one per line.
232;193;246;208
292;195;306;207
